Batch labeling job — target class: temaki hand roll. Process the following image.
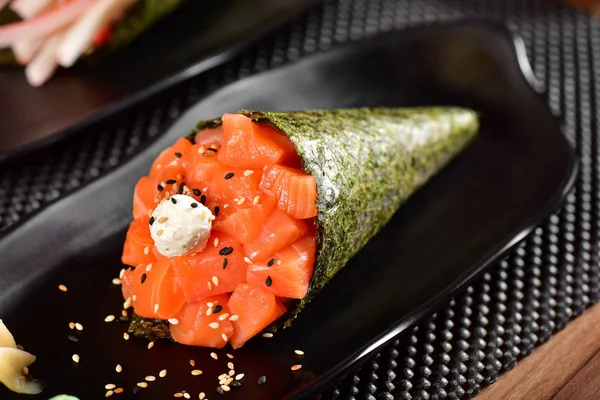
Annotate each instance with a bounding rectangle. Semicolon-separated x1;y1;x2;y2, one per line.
121;107;479;349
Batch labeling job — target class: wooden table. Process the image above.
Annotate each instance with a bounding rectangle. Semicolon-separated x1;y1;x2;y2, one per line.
477;302;600;400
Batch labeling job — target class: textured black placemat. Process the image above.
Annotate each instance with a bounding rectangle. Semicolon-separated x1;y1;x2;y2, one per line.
0;1;596;399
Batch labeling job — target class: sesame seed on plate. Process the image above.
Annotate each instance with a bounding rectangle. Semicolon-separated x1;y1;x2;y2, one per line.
58;284;68;292
69;322;75;330
174;393;183;398
136;382;148;388
291;364;302;371
143;246;150;255
105;384;116;390
227;362;234;370
229;314;239;321
154;303;159;313
146;263;153;272
257;376;267;386
218;313;229;321
216;387;224;395
68;335;79;343
295;349;305;355
183;393;191;399
145;375;156;382
210;352;218;360
222;333;228;342
190;359;196;367
244;257;253;264
191;369;203;376
160;369;167;378
122;310;128;318
123;332;130;341
72;354;80;363
213;237;219;247
208;322;220;329
105;390;113;397
235;373;244;381
115;364;122;373
221;385;231;392
262;333;273;338
212;276;219;286
199;393;206;400
114;388;124;394
253;196;260;205
75;323;84;331
168;318;179;325
104;315;115;323
119;269;126;279
123;298;132;309
218;373;227;380
227;353;234;359
243;170;254;176
148;341;155;350
112;278;122;285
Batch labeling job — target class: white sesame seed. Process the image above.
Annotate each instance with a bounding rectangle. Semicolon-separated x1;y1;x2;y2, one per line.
58;284;68;292
121;310;128;317
119;269;125;279
262;332;273;338
202;187;208;192
143;246;150;255
145;375;156;382
229;370;236;378
221;385;230;392
295;349;305;355
243;170;254;176
115;364;122;373
105;390;113;397
168;318;180;325
199;393;206;400
69;322;75;329
244;257;253;264
112;278;122;285
277;259;282;265
226;377;234;385
75;323;84;331
190;359;196;367
218;313;229;321
235;373;244;381
227;353;234;359
207;281;212;290
207;302;214;307
114;388;124;394
291;364;302;371
253;196;260;205
223;204;229;208
210;352;218;360
159;369;167;378
198;146;205;154
137;382;148;388
218;373;227;380
132;294;138;302
146;263;153;272
154;303;159;313
208;322;220;329
206;307;213;316
72;354;80;363
174;393;183;398
191;369;203;376
229;314;239;321
222;333;228;342
104;315;115;322
123;332;130;341
213;238;219;247
238;197;246;205
123;298;132;309
105;384;116;390
227;362;234;370
148;341;155;350
212;276;219;286
183;393;191;400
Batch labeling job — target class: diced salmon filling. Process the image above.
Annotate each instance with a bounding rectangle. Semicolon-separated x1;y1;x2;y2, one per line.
121;114;317;348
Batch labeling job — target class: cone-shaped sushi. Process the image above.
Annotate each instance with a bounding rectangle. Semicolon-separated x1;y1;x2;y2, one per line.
121;107;478;349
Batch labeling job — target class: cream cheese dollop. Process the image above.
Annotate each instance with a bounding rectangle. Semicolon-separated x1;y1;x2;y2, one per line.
150;194;215;257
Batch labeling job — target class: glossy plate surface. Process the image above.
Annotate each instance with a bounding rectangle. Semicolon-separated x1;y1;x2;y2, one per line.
0;0;320;159
0;22;576;399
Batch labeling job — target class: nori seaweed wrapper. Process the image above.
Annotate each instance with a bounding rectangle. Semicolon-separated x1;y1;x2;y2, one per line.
0;0;185;67
130;107;478;339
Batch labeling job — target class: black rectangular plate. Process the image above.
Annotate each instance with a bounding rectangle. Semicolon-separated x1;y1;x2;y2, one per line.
0;22;576;399
0;0;320;158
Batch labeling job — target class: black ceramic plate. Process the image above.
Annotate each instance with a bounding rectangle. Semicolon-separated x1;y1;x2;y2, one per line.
0;0;320;159
0;22;576;399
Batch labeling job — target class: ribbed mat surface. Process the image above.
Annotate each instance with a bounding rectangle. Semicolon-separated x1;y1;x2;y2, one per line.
0;1;596;398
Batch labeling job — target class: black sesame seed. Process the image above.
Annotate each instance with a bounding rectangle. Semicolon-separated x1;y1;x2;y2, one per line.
166;179;176;184
178;184;185;194
216;387;224;395
149;216;155;225
141;273;147;284
206;147;217;152
129;266;136;271
119;316;130;322
218;246;233;256
132;386;142;395
193;188;201;196
222;258;228;269
230;381;242;388
200;195;206;204
266;276;272;287
191;203;198;208
157;184;164;192
267;258;275;267
214;206;220;217
224;172;234;180
67;335;79;343
213;305;223;314
174;152;182;158
257;376;267;386
171;197;177;204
